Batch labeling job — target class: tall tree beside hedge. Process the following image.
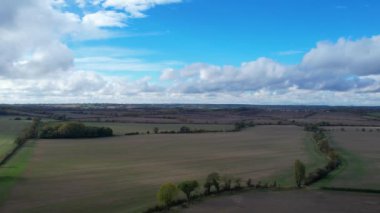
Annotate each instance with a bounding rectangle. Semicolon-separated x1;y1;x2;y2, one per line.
294;159;306;188
157;183;178;208
177;180;199;201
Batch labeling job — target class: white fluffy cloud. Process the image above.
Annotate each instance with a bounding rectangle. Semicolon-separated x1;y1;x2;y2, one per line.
103;0;182;18
83;10;127;27
0;0;81;78
1;0;380;105
162;36;380;95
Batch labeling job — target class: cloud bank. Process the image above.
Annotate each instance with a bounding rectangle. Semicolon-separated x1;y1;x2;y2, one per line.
162;36;380;96
0;0;380;105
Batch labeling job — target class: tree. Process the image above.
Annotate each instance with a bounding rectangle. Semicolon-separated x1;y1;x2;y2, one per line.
154;127;159;134
294;159;306;188
203;182;212;195
246;178;253;187
157;183;178;208
206;172;220;192
179;126;191;133
234;177;242;190
177;180;199;201
221;175;233;191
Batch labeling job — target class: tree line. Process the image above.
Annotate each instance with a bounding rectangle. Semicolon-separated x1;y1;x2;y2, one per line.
38;122;113;139
144;172;278;212
293;124;342;187
0;118;41;166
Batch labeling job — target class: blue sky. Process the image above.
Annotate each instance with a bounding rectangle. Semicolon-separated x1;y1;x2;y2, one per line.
70;0;380;66
1;0;380;104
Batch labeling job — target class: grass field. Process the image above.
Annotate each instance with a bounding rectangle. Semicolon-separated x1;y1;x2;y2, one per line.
318;127;380;189
0;116;30;160
183;190;380;213
85;122;234;135
1;126;312;213
0;142;35;204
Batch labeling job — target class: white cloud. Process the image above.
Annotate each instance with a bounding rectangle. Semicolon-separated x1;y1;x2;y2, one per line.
75;56;183;72
162;36;380;95
0;0;81;78
75;0;86;8
103;0;182;18
83;10;127;27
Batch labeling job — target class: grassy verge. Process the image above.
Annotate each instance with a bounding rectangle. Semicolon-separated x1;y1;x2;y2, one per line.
257;134;328;188
0;141;35;205
312;146;365;188
303;133;328;173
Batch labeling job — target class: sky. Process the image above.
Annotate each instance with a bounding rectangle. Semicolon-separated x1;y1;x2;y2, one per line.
1;0;380;105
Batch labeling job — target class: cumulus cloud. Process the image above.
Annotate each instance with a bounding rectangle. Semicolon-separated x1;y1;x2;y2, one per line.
102;0;182;18
0;0;81;78
162;36;380;95
83;10;127;27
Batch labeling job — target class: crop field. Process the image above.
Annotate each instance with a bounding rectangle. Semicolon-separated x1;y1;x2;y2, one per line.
318;127;380;189
1;126;313;213
84;122;234;135
0;116;30;159
183;190;380;213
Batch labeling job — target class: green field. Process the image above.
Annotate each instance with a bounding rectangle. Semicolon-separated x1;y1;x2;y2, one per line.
0;116;30;159
1;126;313;213
0;142;35;203
318;127;380;189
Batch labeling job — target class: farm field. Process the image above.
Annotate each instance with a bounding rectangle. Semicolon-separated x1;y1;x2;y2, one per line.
183;190;380;213
84;122;234;135
1;126;313;213
0;116;30;159
318;127;380;189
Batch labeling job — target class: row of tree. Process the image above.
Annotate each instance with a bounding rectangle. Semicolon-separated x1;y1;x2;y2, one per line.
145;172;278;212
294;125;342;187
38;122;113;139
14;118;41;146
0;118;41;166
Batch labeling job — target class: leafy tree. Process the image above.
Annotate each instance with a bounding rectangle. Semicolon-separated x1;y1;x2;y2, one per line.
221;175;233;191
177;180;199;201
157;183;178;208
206;172;220;192
294;159;306;188
154;127;159;134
